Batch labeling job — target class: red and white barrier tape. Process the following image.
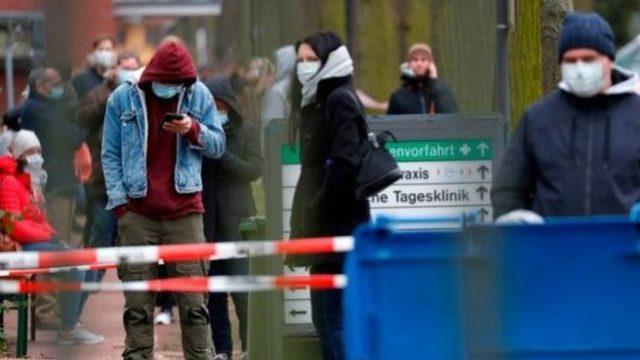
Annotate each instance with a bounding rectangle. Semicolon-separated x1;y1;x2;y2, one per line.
0;263;116;277
0;275;347;294
0;236;354;270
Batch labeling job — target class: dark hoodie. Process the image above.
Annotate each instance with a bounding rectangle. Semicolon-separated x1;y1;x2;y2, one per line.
202;77;262;241
126;41;204;220
387;66;458;115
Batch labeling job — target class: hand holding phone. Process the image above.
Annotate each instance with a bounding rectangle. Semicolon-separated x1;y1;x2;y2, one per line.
161;113;192;134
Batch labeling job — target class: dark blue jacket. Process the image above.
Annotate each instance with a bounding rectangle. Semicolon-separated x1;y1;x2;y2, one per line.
492;69;640;217
71;67;103;101
21;89;84;196
387;72;458;115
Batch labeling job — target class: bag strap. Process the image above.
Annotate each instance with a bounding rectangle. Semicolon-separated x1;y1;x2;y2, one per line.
324;87;370;140
343;89;371;139
340;89;398;146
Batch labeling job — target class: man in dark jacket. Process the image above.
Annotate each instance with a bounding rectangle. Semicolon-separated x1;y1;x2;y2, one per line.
21;67;85;244
77;51;141;250
387;43;458;115
71;35;116;100
203;76;262;360
492;12;640;222
20;66;86;328
76;52;141;313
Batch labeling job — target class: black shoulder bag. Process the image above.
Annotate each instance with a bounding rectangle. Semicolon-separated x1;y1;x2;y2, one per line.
345;90;403;200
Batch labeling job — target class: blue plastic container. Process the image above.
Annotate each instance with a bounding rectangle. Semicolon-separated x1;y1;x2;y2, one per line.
344;216;471;359
468;216;640;359
345;216;640;359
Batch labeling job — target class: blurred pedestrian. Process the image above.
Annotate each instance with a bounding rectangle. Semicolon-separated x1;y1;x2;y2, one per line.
244;57;275;124
102;40;225;360
387;43;457;115
20;67;87;328
204;76;262;360
76;51;142;315
71;35;117;100
77;51;142;251
0;130;104;345
261;45;296;129
21;67;86;247
288;31;371;360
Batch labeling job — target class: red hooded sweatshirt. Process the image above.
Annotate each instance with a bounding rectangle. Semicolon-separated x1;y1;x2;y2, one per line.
0;156;54;243
125;41;204;220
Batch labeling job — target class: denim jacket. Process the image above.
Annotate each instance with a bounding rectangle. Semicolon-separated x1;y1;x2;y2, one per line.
101;81;225;210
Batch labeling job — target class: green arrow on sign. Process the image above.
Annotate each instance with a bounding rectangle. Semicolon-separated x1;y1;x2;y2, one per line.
282;139;493;164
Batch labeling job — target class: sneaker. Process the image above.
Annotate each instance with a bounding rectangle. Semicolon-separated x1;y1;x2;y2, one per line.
57;325;105;346
154;310;173;325
212;355;229;360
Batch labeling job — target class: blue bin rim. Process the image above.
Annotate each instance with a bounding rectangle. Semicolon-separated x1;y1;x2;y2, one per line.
469;214;633;230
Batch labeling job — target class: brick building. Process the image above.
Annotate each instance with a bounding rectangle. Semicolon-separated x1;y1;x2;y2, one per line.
0;0;115;112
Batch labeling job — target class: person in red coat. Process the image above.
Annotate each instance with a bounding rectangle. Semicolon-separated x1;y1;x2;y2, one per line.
0;130;104;345
0;131;53;244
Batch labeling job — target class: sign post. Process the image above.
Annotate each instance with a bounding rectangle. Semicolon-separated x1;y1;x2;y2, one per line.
250;114;504;360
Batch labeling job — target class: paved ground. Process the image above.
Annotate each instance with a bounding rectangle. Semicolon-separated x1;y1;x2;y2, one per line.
1;270;182;359
0;213;244;360
0;270;243;359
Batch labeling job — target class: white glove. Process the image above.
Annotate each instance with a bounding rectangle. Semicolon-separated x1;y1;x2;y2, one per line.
495;210;544;224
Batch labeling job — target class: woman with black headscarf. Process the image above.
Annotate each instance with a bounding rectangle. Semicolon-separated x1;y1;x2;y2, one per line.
288;31;371;360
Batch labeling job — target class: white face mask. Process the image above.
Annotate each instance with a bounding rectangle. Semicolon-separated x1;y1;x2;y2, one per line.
561;60;606;98
22;154;47;190
94;49;115;68
297;61;321;86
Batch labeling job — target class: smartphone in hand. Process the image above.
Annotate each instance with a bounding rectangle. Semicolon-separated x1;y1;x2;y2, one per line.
161;113;184;130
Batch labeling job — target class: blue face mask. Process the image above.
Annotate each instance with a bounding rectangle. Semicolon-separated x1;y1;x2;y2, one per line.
152;82;182;99
48;86;64;100
219;112;229;125
118;70;137;85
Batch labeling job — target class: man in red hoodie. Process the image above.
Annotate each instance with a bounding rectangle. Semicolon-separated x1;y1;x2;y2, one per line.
102;41;225;359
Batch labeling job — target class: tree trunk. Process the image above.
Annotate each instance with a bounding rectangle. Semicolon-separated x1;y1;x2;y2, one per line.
353;0;400;100
508;0;543;129
573;0;594;11
432;0;496;113
541;0;573;94
393;0;433;66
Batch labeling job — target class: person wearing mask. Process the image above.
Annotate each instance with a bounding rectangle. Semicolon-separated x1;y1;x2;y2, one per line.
288;31;371;360
21;67;86;247
102;40;225;360
20;67;88;328
387;43;457;115
204;77;262;360
77;51;141;250
0;130;104;345
492;12;640;222
71;35;117;100
261;45;297;129
76;51;142;312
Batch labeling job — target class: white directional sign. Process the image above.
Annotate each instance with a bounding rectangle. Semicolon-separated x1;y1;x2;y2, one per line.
280;139;494;324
